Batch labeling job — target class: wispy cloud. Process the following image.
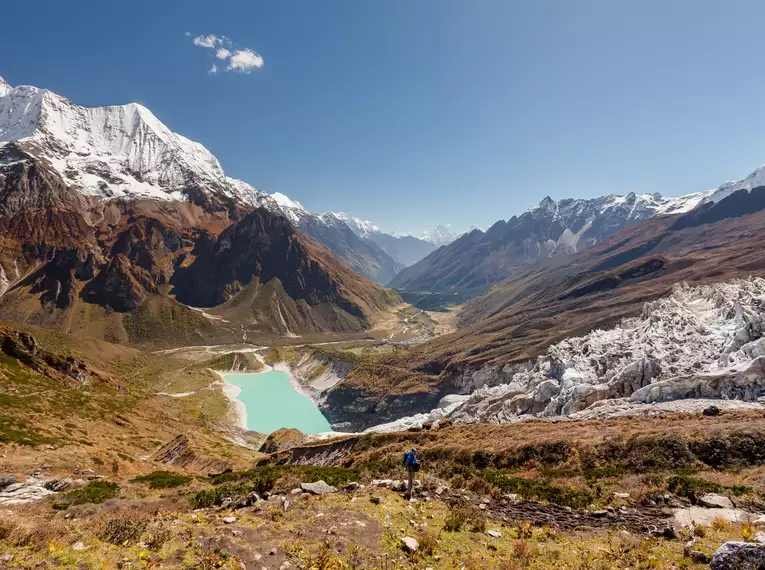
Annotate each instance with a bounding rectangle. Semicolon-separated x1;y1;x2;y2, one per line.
188;33;264;74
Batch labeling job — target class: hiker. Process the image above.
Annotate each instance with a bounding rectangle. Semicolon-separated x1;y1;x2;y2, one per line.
403;446;421;499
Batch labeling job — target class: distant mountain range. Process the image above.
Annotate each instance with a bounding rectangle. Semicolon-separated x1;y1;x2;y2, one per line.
389;191;711;299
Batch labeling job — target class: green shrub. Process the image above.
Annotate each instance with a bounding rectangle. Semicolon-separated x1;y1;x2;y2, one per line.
444;504;484;532
191;485;251;509
668;475;752;499
62;481;119;507
133;471;191;489
482;471;593;509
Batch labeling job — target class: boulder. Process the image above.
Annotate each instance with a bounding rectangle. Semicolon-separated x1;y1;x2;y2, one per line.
710;542;765;570
487;530;502;538
300;481;337;495
400;536;419;553
699;494;734;509
703;405;721;417
222;516;236;524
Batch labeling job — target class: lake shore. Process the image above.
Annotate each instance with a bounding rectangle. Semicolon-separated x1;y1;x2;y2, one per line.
214;371;248;431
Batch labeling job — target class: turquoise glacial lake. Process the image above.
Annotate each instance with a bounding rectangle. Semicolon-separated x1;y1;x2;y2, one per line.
224;370;332;434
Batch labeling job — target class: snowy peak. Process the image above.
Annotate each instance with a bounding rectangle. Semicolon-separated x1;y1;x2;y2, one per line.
0;77;11;99
328;212;380;238
421;224;458;246
702;163;765;205
0;80;266;206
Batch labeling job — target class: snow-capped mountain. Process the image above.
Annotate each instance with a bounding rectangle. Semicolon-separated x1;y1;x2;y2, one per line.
0;77;400;339
701;163;765;205
420;224;459;247
0;77;410;284
328;212;379;239
0;77;268;208
390;191;713;296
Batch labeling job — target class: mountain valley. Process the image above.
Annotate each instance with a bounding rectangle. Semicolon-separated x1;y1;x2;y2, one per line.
4;75;765;569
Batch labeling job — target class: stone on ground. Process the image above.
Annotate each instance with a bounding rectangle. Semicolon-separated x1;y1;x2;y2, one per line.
222;516;236;524
487;530;502;538
401;536;419;553
300;481;337;495
699;493;734;509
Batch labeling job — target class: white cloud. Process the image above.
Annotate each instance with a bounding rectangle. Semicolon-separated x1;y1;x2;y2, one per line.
189;33;263;74
227;49;264;73
192;34;222;48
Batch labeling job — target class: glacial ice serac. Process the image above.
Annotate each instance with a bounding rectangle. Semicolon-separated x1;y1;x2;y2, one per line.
368;278;765;431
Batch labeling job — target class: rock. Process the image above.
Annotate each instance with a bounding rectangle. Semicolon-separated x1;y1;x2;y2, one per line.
699;494;734;509
592;510;608;518
222;516;237;524
45;478;72;492
0;554;12;562
0;477;54;505
269;548;277;556
478;504;487;510
435;486;447;496
710;542;765;570
756;534;765;545
345;482;361;491
371;479;394;488
503;493;518;501
231;530;243;537
688;550;711;564
0;476;15;490
487;530;502;538
400;536;419;553
370;496;383;505
703;405;720;416
392;480;406;492
300;481;337;495
283;499;290;512
613;492;631;499
279;562;292;570
71;541;86;551
290;488;302;495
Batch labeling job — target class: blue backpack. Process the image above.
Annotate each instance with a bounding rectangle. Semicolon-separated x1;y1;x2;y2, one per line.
403;451;421;471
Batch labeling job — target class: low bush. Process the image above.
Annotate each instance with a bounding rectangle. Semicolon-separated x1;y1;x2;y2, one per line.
482;471;593;509
191;484;252;509
668;475;752;500
133;471;191;489
98;516;148;545
444;503;484;532
62;481;119;507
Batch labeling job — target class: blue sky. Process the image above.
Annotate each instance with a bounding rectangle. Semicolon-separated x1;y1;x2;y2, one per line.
4;1;765;235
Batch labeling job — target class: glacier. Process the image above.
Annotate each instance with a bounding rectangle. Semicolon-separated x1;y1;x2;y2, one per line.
369;278;765;431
